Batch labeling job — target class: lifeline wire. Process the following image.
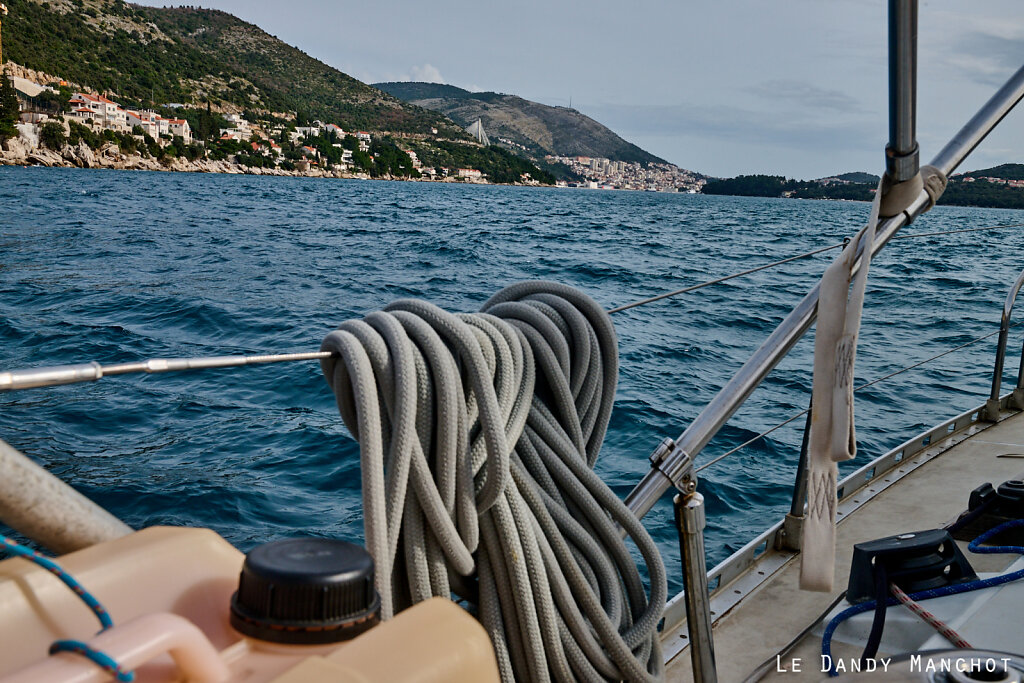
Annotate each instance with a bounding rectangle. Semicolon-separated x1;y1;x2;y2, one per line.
1;535;132;682
4;222;1023;394
695;321;1024;474
609;221;1024;314
320;282;666;683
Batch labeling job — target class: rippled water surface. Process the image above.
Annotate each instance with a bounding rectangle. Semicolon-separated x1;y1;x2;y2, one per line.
3;166;1024;595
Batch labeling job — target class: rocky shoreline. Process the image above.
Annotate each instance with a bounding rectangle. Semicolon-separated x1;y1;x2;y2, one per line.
1;123;371;178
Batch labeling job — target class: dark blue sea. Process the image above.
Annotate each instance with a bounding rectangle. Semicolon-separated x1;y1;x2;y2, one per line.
3;166;1024;596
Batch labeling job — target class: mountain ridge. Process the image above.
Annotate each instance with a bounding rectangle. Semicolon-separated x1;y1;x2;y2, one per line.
4;0;463;135
375;81;666;165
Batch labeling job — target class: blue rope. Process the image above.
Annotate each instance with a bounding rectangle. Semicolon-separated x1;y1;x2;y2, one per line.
821;519;1024;677
1;535;114;630
1;535;133;681
49;640;134;682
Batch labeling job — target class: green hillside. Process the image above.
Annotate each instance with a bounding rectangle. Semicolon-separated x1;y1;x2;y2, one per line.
959;164;1024;180
3;0;461;135
703;167;1024;210
375;81;666;165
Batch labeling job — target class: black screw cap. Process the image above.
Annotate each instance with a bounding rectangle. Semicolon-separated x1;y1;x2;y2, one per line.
230;538;380;644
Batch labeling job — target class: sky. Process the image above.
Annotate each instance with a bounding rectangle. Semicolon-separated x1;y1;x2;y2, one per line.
161;1;1023;179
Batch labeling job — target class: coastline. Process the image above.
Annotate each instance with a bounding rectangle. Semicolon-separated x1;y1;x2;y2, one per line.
0;122;538;185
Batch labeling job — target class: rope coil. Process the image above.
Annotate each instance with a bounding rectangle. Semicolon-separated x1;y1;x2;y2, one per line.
321;281;666;683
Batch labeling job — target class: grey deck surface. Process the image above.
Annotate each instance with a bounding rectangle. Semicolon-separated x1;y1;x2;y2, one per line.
664;408;1024;683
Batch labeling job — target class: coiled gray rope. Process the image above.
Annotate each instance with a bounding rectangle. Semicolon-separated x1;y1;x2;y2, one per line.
320;281;667;682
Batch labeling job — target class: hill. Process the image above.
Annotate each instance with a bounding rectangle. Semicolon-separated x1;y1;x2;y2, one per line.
828;171;880;183
958;163;1024;181
703;166;1024;210
375;81;666;165
3;0;461;135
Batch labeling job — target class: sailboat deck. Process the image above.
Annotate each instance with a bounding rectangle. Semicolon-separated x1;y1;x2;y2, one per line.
663;402;1024;682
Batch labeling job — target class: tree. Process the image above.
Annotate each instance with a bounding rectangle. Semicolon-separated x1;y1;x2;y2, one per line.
39;122;67;149
0;76;20;142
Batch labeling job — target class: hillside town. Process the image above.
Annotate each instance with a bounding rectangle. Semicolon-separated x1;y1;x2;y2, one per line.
2;68;557;182
4;67;697;190
6;73;391;172
547;154;706;192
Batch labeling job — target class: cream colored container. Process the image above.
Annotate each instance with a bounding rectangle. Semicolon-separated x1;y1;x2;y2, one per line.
0;527;499;682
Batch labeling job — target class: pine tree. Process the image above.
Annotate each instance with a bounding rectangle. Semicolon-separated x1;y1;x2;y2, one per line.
0;75;21;142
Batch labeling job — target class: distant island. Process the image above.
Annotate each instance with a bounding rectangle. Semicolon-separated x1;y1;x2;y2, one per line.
702;166;1024;210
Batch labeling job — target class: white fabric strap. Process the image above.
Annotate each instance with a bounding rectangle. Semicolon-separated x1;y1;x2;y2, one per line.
800;178;884;592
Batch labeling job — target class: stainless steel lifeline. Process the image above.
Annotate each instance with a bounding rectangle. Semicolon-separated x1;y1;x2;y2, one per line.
0;351;333;392
623;59;1024;523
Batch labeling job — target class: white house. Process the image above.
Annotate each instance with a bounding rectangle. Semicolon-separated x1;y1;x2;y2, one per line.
69;93;129;130
126;110;160;137
167;119;192;143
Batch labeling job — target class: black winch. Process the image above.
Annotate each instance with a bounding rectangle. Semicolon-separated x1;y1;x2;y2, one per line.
847;528;977;603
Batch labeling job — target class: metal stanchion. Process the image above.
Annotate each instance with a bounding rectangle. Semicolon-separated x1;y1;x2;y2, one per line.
675;489;717;683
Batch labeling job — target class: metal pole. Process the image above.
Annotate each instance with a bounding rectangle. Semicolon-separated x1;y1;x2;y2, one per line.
0;439;132;553
627;63;1024;520
0;351;334;392
675;492;716;683
887;0;919;182
789;397;814;518
931;64;1024;178
1016;335;1024;390
990;268;1024;401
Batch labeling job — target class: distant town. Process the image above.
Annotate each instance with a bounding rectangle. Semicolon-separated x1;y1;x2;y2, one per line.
547;154;706;193
4;68;702;190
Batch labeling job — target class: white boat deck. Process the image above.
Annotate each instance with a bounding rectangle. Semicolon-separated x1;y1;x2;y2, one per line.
663;402;1024;682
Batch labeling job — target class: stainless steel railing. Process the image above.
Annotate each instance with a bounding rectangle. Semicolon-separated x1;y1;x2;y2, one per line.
985;267;1024;419
625;59;1024;522
637;42;1024;682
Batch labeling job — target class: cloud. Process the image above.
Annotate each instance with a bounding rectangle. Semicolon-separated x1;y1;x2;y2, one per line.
584;102;877;154
750;79;863;113
408;64;445;84
944;31;1024;86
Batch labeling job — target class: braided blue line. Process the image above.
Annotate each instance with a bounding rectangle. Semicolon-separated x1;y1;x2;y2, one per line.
822;519;1024;677
1;535;114;630
50;640;134;682
2;535;133;680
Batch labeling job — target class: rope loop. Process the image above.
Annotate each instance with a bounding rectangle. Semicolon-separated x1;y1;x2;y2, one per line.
49;640;135;682
321;281;666;683
2;535;131;680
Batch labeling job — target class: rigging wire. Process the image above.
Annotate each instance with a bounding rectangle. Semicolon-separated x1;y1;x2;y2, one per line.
2;221;1023;393
694;321;1024;474
606;243;843;314
608;221;1024;314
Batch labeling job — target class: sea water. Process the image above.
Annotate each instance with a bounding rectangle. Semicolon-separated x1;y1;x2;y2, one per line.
2;166;1024;595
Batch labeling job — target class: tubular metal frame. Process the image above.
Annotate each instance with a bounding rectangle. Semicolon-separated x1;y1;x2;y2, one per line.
984;267;1024;419
625;61;1024;523
887;0;920;181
